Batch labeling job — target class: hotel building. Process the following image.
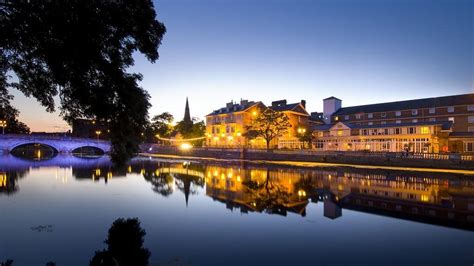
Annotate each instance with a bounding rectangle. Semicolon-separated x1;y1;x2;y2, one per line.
205;100;266;147
205;99;310;148
313;94;474;153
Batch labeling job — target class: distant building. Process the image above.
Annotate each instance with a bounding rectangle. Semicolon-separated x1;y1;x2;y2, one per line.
313;93;474;153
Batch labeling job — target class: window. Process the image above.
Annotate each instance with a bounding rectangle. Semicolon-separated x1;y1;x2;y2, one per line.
411;109;418;115
448;117;455;123
381;112;386;117
396;120;401;124
420;127;430;134
412;119;418;123
468;126;474;132
345;115;349;120
429;108;436;114
368;122;373;125
447;106;454;113
356;114;361;119
381;121;386;125
334;116;339;121
384;129;389;135
395;128;401;134
408;127;416;134
468;105;474;111
337;130;343;136
396;111;401;117
367;113;373;119
362;129;368;135
318;131;324;137
429;117;436;122
465;142;474;152
468;116;474;123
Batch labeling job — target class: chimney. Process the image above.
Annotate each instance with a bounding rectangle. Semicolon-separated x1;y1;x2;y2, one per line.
226;102;233;108
301;100;306;109
323;97;342;124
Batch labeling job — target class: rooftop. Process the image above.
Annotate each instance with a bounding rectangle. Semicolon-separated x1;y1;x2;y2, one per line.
332;93;474;116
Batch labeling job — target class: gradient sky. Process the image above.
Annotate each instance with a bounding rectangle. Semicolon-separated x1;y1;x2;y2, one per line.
10;0;473;131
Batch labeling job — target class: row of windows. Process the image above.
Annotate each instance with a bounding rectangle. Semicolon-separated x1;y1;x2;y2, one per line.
363;117;455;126
336;105;474;121
211;125;236;134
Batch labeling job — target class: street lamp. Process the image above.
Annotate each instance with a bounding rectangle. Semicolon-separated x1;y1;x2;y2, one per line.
0;120;6;135
95;130;102;140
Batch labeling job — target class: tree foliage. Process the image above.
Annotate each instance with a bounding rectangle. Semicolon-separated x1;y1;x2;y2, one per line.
1;1;166;164
151;112;174;138
245;108;291;149
0;104;30;134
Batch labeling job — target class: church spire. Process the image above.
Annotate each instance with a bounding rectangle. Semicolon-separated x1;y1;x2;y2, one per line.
183;97;191;124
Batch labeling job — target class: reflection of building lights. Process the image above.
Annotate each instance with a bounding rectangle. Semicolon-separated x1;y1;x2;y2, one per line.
421;195;430;202
297;190;306;197
95;168;101;176
213;170;218;176
236;175;241;182
107;172;113;179
227;136;233;141
220;173;225;180
127;166;132;173
236;132;241;136
220;133;225;137
213;136;219;141
180;143;192;150
0;173;6;187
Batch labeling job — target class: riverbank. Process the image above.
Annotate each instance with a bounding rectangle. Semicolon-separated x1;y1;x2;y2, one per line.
139;147;474;174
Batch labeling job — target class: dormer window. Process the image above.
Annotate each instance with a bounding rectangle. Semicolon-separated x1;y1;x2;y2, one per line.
411;109;418;115
367;113;373;119
447;106;454;113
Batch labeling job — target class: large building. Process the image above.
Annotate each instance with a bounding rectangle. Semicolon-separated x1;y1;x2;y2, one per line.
205;99;266;147
314;94;474;153
205;99;310;148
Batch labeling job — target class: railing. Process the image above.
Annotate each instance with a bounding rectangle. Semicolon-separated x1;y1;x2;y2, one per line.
144;144;474;162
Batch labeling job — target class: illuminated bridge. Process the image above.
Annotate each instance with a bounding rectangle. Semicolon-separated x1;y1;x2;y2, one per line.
0;134;111;154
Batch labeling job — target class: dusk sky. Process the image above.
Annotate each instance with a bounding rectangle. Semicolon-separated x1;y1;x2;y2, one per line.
11;0;473;132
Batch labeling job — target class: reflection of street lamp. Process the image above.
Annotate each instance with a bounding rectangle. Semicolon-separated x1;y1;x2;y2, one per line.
95;130;102;140
0;120;6;135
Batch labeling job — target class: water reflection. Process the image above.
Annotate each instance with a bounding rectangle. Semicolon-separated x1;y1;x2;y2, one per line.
1;154;473;232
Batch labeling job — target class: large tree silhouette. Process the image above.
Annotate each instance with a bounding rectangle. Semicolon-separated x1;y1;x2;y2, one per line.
1;1;166;164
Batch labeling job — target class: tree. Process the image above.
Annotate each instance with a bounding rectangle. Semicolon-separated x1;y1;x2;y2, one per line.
0;104;30;134
1;1;166;164
245;108;291;150
297;129;313;149
174;117;205;146
151;112;174;137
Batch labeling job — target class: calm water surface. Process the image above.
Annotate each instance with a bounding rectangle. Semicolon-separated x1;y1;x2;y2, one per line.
0;154;473;266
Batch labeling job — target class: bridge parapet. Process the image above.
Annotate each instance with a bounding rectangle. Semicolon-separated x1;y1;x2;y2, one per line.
0;134;111;153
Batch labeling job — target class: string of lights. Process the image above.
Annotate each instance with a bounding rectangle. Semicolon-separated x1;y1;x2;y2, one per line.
155;136;206;142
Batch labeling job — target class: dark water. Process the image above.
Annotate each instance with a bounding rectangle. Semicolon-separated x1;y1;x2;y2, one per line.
0;154;473;266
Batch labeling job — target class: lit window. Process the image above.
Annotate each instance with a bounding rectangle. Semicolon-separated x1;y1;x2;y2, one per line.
334;116;339;121
429;117;436;122
411;109;418;115
396;120;401;124
448;117;455;123
367;113;373;119
396;111;401;117
468;116;474;123
420;127;430;134
368;122;373;125
412;119;418;123
429;108;435;114
468;105;474;111
318;132;323;137
345;115;349;120
337;130;343;136
447;106;454;113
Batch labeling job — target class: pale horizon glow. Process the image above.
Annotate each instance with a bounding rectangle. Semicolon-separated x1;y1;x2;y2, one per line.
9;0;473;132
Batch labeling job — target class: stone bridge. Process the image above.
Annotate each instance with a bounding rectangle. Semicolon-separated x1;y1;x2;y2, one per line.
0;134;111;154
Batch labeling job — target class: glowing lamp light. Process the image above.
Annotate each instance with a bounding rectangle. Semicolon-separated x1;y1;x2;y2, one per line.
236;132;242;137
213;136;219;141
297;190;307;197
227;136;233;141
252;111;257;116
220;133;225;137
180;143;193;150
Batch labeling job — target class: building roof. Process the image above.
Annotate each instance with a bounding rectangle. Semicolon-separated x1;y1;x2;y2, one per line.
449;132;474;138
312;121;453;131
332;93;474;116
323;96;341;101
206;101;263;116
269;101;309;116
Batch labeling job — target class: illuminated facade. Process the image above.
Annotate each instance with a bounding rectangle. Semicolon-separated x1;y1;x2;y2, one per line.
312;121;452;153
269;100;310;149
205;100;267;147
317;94;474;153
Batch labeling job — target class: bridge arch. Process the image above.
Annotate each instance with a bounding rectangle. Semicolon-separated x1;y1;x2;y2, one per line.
72;146;105;157
10;143;59;160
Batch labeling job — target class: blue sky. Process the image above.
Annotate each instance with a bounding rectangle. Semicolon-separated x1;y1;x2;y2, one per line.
11;0;473;131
